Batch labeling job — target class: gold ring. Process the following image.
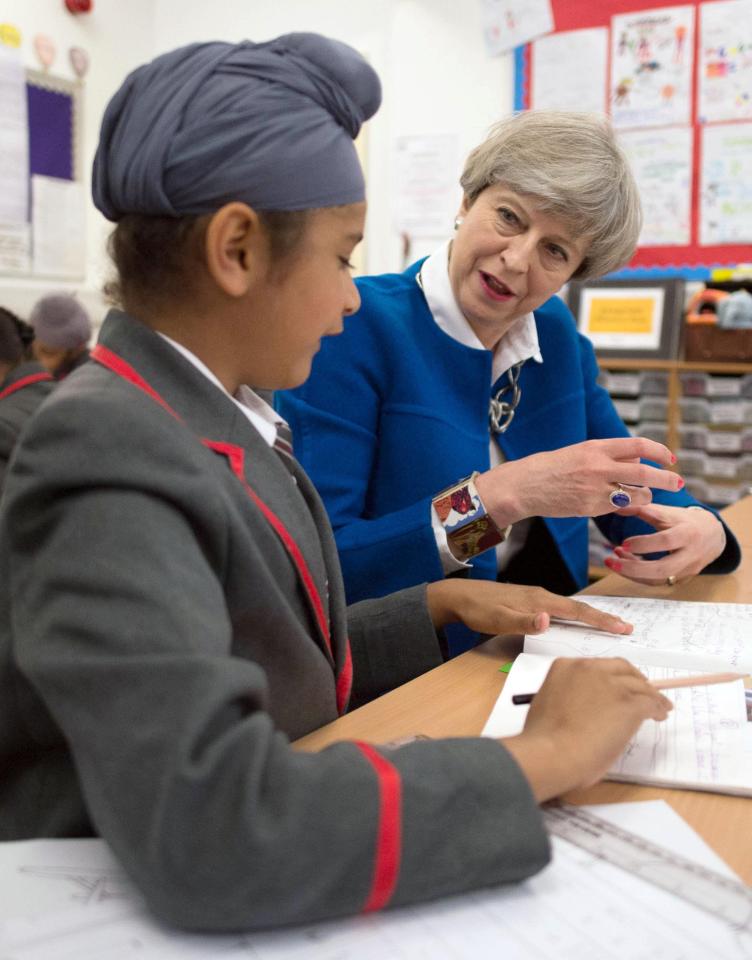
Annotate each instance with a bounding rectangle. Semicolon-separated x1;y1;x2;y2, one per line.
666;575;677;587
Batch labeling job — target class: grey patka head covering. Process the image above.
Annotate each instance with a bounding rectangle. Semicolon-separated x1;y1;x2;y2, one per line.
92;33;381;221
29;294;92;350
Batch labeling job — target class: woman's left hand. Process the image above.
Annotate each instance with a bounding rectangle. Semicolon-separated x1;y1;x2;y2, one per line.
425;580;633;637
603;504;726;585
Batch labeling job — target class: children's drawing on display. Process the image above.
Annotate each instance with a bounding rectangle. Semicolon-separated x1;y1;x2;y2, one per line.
610;6;694;128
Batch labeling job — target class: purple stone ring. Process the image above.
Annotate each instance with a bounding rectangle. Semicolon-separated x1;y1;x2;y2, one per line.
609;484;632;509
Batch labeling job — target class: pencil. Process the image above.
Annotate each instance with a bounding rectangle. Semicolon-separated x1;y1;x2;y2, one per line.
650;671;747;691
511;671;748;705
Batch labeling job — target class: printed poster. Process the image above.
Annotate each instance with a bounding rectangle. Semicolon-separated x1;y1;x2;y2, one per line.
532;27;609;113
700;122;752;245
698;0;752;123
610;5;694;129
580;287;665;351
393;134;459;238
619;127;692;246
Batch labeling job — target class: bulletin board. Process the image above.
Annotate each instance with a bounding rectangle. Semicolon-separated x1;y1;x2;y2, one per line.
0;66;83;279
513;0;752;279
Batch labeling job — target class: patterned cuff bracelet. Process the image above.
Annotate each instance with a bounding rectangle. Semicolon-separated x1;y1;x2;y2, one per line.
432;471;510;562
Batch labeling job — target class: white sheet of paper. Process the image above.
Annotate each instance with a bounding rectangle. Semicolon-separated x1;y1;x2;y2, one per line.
526;596;752;672
700;121;752;245
531;27;608;112
0;45;29;225
392;134;459;238
31;175;86;278
481;0;553;56
0;802;748;959
483;652;751;796
0;221;31;273
698;0;752;123
618;126;692;246
610;5;694;129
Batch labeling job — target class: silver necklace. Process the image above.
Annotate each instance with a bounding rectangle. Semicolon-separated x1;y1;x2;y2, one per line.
416;264;524;434
489;362;523;434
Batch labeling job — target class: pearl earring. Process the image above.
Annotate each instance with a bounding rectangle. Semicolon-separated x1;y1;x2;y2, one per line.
454;217;464;230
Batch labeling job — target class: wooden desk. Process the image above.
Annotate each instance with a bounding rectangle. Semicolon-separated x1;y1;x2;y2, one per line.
296;495;752;884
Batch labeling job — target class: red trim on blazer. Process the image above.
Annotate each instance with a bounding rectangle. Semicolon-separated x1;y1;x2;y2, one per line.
201;437;352;713
90;343;353;714
355;742;403;912
0;371;53;401
91;345;181;420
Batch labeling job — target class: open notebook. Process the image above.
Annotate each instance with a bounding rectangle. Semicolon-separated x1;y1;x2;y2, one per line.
483;596;752;797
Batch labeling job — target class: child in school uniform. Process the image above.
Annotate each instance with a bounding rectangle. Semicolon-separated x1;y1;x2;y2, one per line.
0;307;54;490
28;292;92;379
0;34;671;932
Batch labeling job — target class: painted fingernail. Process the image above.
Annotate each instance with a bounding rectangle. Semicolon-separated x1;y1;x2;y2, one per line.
622;541;633;550
677;477;684;489
670;453;677;464
604;557;622;572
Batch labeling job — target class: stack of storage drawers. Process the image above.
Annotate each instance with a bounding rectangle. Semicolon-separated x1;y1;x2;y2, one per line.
677;372;752;506
598;369;671;445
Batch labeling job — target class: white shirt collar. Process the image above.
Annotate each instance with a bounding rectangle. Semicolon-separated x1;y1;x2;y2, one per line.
157;332;285;448
418;239;543;384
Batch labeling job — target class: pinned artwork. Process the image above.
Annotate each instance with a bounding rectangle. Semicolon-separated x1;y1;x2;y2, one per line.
69;46;89;79
481;0;554;56
33;34;56;71
610;5;695;129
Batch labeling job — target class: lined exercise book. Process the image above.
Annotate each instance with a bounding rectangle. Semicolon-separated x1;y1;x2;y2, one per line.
483;597;752;797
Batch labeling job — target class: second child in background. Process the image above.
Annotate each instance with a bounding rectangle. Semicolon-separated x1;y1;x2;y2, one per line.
0;307;55;490
29;293;92;379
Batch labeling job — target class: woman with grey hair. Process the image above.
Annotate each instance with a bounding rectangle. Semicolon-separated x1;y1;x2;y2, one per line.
278;110;739;654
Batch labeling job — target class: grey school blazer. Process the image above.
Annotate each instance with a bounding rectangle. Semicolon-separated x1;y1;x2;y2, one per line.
0;310;549;932
0;361;54;489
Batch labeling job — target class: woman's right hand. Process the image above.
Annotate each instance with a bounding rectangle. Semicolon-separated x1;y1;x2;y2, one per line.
502;657;672;802
474;437;682;527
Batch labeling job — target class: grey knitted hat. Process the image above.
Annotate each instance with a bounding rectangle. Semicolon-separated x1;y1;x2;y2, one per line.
29;294;91;350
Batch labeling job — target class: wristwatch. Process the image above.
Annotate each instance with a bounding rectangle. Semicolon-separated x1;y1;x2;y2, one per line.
432;471;511;562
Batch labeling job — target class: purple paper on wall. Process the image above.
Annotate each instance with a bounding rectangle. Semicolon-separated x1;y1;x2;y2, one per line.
26;83;74;181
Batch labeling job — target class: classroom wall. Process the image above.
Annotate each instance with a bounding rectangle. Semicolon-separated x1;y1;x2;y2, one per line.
0;0;516;324
0;0;156;325
149;0;516;273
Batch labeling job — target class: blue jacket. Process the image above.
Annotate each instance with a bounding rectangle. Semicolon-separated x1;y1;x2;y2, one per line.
279;261;740;653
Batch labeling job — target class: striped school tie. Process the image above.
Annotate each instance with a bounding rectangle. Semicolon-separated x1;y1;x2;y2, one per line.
273;421;295;463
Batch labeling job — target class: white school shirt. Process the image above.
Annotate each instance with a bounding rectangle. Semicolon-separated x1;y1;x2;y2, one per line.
157;333;288;450
419;240;543;574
